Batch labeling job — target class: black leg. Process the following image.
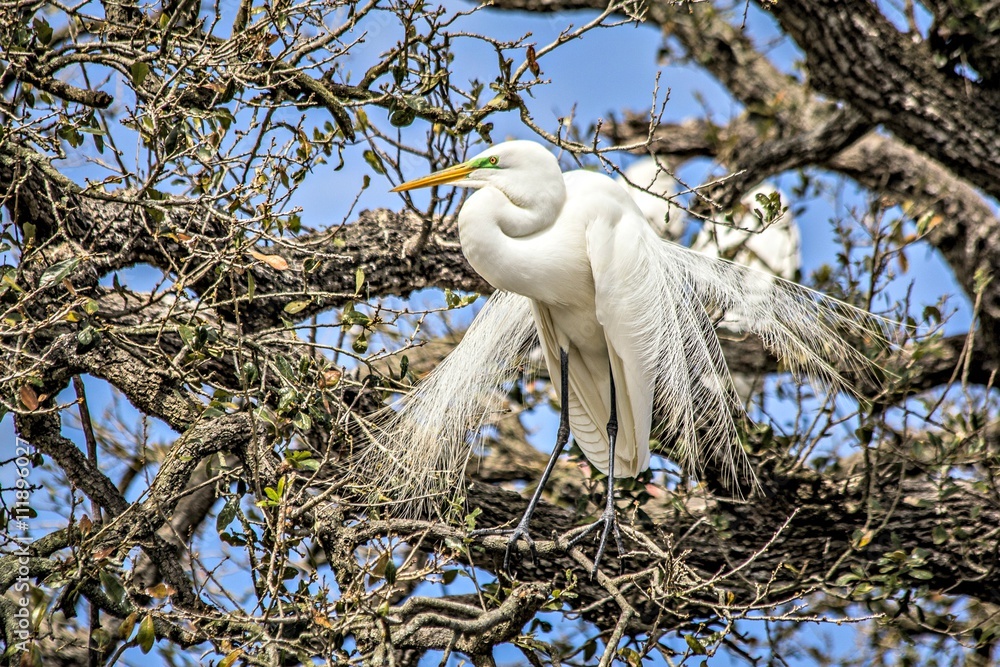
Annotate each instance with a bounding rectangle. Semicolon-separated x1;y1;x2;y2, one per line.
471;348;571;572
567;367;624;577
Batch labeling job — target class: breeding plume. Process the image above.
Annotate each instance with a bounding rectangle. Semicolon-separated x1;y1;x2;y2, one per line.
366;140;885;571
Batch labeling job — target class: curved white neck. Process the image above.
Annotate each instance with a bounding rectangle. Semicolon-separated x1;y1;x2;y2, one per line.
466;180;566;238
457;178;567;296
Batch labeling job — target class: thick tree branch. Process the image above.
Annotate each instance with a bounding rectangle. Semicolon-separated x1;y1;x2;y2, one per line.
0;143;485;334
765;0;1000;202
14;70;113;109
452;462;1000;635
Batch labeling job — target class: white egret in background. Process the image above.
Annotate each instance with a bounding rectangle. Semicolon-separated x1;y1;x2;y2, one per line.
363;140;885;573
692;184;800;282
691;184;802;401
615;156;685;239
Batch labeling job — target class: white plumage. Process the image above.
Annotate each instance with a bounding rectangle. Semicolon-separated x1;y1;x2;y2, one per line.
362;141;885;560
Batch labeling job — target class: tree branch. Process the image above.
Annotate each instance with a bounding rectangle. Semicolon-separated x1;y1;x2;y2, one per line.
764;0;1000;202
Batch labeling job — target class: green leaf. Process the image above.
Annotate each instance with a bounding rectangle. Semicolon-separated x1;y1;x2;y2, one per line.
362;149;385;175
219;650;242;667
274;355;296;382
39;257;80;288
932;525;948;545
178;325;198;349
84;299;99;315
910;569;934;580
284;299;312;314
834;573;860;587
1;272;21;293
384;559;397;586
278;389;305;415
684;635;707;655
444;289;479;309
32;18;53;45
137;614;155;653
355;266;365;294
389;107;416;127
131;61;150;87
241;362;259;386
119;612;138;640
247;271;255;301
341;304;372;327
76;326;101;354
855;529;875;549
915;211;936;236
220;530;247;545
352;331;368;354
99;570;126;605
619;647;644;666
292;411;311;431
217;497;238;532
355;108;370;132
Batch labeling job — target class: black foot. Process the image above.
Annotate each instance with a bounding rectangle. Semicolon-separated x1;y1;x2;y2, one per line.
567;502;624;578
470;521;537;572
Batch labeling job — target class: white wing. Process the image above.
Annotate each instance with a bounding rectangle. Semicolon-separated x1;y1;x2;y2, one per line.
529;299;651;478
692;185;803;401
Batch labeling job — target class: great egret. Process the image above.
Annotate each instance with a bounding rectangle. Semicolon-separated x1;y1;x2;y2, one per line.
693;184;801;281
615;156;685;239
365;140;885;573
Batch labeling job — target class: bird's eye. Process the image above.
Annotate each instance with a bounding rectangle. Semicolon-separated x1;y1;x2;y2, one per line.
488;156;499;166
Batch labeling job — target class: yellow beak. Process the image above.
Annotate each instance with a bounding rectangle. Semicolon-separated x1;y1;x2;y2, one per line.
390;162;476;192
